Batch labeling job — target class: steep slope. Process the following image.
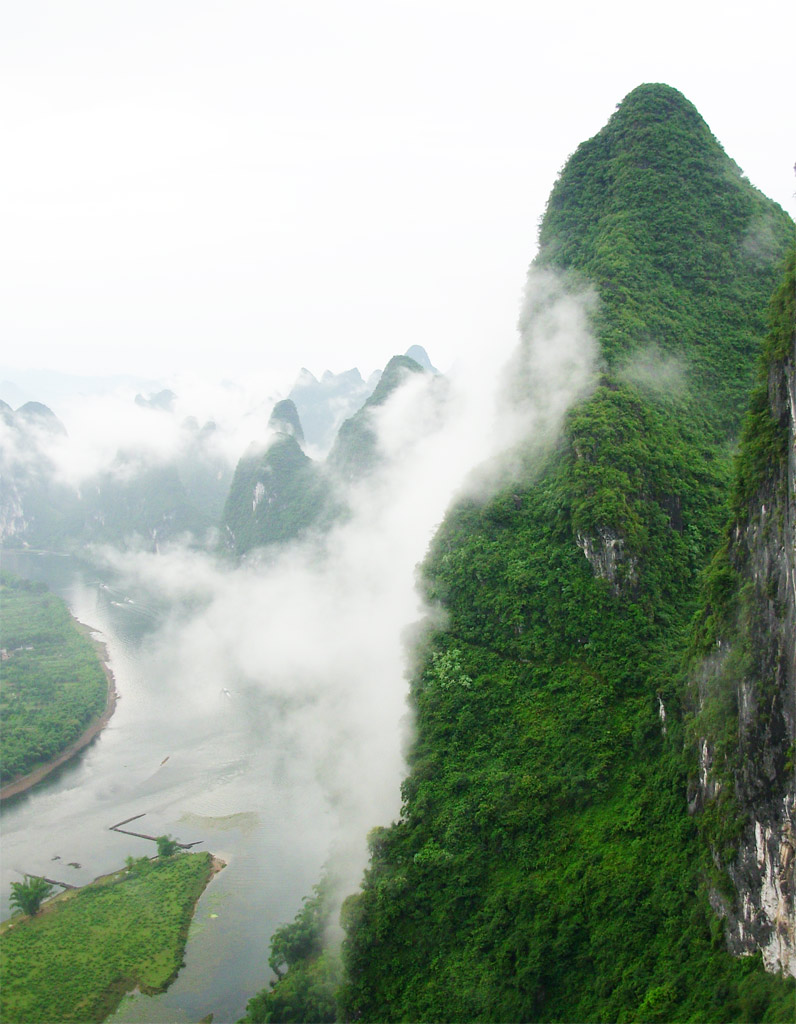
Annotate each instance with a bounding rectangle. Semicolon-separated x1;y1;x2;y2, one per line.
221;400;335;556
326;355;427;482
79;457;211;551
0;402;80;547
537;83;790;435
289;367;378;452
690;250;796;975
222;360;433;558
333;84;795;1022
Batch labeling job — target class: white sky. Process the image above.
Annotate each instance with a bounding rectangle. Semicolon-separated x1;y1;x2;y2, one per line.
1;0;794;385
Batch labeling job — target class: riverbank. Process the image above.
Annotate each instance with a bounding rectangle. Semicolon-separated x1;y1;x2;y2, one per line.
0;619;117;802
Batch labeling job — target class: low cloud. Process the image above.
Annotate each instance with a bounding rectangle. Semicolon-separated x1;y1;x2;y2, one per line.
0;377;289;497
94;266;601;894
617;343;687;398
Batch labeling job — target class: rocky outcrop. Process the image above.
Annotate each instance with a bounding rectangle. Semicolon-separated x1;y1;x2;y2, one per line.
696;279;796;976
575;527;638;594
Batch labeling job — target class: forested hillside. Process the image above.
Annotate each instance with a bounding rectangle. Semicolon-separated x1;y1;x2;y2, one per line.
0;574;109;785
243;84;795;1022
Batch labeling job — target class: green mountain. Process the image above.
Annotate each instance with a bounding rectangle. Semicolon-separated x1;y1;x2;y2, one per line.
221;400;335;556
242;84;795;1022
535;83;790;436
222;359;430;558
327;354;427;482
80;456;211;551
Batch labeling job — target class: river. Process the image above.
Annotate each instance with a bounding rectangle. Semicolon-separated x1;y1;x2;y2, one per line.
0;549;337;1023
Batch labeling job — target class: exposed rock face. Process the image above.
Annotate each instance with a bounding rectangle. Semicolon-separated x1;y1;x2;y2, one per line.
0;477;27;541
221;432;335;555
575;527;638;594
698;317;796;977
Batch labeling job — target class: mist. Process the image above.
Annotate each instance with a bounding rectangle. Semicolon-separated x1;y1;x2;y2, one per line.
1;378;288;490
81;268;599;906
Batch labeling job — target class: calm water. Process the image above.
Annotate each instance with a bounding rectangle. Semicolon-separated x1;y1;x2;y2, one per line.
0;549;335;1023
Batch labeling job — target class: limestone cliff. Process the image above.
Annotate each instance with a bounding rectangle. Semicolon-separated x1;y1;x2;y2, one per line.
694;251;796;976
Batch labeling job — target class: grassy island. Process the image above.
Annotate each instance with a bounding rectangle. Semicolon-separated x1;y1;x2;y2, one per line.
0;573;112;790
0;851;222;1024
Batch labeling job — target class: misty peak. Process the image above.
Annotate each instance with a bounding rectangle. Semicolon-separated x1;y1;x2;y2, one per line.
15;401;67;436
134;389;177;413
288;366;377;452
404;345;437;374
366;354;426;408
268;399;305;445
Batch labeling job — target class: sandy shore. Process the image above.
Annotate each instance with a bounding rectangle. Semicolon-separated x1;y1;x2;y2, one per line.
0;620;118;802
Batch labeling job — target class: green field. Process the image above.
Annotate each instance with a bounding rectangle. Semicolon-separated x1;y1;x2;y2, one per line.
0;852;216;1024
0;573;109;785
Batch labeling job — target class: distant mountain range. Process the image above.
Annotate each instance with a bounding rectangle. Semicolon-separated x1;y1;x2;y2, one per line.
0;347;437;553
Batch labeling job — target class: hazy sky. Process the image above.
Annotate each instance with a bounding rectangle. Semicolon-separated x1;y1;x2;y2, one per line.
2;0;794;385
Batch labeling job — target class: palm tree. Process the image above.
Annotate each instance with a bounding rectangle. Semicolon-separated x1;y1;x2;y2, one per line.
9;876;54;916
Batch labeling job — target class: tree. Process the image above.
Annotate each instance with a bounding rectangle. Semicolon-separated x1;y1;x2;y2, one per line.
155;835;180;858
10;876;54;916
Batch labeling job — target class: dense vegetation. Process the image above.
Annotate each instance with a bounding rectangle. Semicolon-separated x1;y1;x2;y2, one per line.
241;876;341;1024
248;84;795;1021
536;83;792;437
221;434;337;555
687;247;796;865
0;574;109;785
0;852;214;1024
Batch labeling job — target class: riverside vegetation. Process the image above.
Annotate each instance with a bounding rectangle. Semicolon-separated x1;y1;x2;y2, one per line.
0;573;109;786
241;85;796;1022
0;851;216;1024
